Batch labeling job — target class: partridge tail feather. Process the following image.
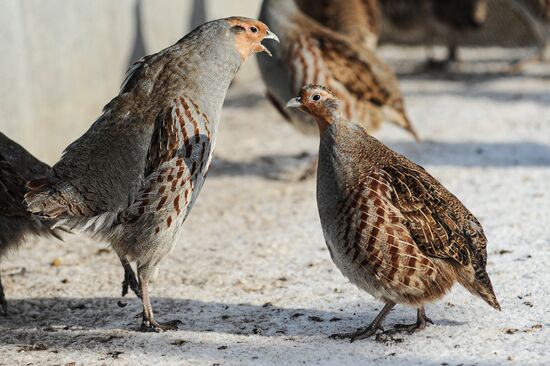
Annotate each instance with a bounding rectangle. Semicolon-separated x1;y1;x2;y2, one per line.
382;106;420;142
25;178;79;220
459;269;501;311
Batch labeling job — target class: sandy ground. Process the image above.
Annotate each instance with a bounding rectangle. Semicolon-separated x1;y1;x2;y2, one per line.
1;47;549;366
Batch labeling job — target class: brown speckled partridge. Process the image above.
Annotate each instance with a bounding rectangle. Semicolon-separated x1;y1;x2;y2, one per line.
297;0;381;49
25;18;278;332
258;0;418;139
286;85;500;342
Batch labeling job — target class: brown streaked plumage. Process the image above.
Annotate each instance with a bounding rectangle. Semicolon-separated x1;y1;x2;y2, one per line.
258;0;419;140
25;18;278;332
287;85;500;342
297;0;381;49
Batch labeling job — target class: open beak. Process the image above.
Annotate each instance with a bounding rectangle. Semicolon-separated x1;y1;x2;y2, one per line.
261;30;280;57
285;97;302;109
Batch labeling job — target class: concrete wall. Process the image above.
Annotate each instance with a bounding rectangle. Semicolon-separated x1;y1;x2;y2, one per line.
0;0;261;164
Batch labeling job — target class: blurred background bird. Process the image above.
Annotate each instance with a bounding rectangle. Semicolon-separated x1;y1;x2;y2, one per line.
379;0;550;70
296;0;381;50
380;0;489;68
0;133;63;315
257;0;419;179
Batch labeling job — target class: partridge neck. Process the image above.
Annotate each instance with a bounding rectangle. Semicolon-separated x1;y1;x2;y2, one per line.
182;40;242;104
260;0;304;40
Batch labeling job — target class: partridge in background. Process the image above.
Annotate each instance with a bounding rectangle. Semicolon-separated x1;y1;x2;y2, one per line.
380;0;488;65
296;0;381;50
0;133;62;314
25;17;278;331
258;0;418;140
286;85;500;342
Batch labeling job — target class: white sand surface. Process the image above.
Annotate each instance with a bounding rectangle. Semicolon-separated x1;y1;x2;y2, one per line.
1;47;549;365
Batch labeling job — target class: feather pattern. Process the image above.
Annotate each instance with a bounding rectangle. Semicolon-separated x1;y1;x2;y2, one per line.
258;0;418;139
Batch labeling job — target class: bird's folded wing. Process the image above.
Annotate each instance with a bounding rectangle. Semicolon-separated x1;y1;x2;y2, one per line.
312;33;403;109
340;171;436;296
26;100;154;218
124;95;213;222
380;162;488;268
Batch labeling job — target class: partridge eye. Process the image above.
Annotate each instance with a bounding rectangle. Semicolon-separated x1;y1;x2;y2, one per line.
250;26;258;33
312;94;321;101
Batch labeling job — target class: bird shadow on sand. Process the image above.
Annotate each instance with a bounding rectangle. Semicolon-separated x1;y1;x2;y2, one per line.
0;297;465;351
407;88;550;106
208;153;317;180
386;140;550;167
207;140;550;181
224;92;266;108
395;63;550;84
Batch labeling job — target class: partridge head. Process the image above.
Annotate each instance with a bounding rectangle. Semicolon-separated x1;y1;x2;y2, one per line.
286;84;343;134
226;17;279;59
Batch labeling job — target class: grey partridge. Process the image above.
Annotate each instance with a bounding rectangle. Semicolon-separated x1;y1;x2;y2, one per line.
297;0;381;50
258;0;418;139
0;132;62;314
25;17;279;331
286;85;500;342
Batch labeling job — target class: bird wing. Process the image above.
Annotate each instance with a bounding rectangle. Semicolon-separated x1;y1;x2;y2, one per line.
340;170;438;296
0;155;28;217
316;34;403;109
340;152;488;297
379;161;488;268
298;0;380;47
124;95;213;223
26;98;154;219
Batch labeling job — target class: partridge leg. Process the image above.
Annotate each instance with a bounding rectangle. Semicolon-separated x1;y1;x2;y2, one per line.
297;155;318;181
384;307;433;335
0;276;7;315
138;272;182;332
119;256;141;299
330;301;395;342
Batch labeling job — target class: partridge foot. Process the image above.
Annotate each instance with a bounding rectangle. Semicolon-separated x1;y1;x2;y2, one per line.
141;318;183;332
120;257;141;299
330;324;383;342
384;308;433;336
329;302;395;343
138;272;181;332
122;267;141;299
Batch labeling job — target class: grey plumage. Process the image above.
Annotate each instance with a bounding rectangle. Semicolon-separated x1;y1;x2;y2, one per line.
25;17;277;331
0;132;61;314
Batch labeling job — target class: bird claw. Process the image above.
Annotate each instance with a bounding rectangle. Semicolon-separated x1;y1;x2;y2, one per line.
384;320;429;335
121;265;141;299
329;325;383;342
140;318;183;332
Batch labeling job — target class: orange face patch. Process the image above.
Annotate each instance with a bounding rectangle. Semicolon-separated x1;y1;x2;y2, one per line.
227;17;272;60
296;86;342;135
